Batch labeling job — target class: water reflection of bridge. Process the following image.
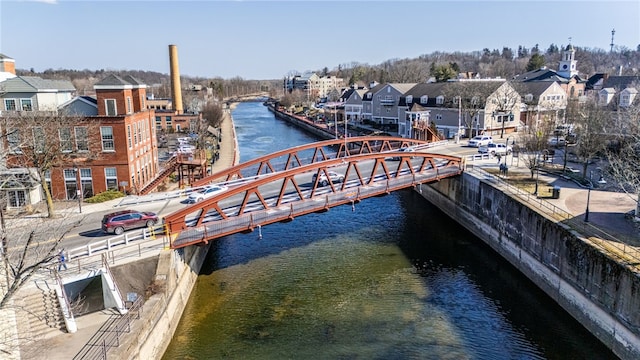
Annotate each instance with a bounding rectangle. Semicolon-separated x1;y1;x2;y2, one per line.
163;136;463;249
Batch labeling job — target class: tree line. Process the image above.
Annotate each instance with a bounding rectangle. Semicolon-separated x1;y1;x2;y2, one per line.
15;43;640;97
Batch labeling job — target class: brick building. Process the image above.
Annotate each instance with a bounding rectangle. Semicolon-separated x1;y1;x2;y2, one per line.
1;73;159;209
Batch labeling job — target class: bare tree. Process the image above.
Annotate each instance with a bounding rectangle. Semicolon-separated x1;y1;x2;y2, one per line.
0;212;80;356
0;111;98;218
571;97;609;176
487;82;521;138
606;100;640;217
444;82;496;138
192;102;224;151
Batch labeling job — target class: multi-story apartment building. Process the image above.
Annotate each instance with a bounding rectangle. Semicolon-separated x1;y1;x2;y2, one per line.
284;72;345;101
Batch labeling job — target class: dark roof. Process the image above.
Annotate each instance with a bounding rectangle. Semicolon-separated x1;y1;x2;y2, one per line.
95;74;130;86
602;76;640;90
340;88;356;102
362;83;386;100
80;96;97;105
399;81;505;107
585;73;605;90
512;67;569;83
123;75;145;86
518;82;556;97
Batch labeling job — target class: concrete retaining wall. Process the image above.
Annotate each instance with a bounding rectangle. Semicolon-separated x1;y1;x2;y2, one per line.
268;106;335;140
113;244;211;359
417;172;640;359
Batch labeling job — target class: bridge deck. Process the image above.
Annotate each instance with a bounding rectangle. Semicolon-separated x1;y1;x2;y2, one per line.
162;137;463;248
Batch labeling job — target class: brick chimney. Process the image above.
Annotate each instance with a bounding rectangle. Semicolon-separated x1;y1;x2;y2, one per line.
0;54;16;75
168;45;184;114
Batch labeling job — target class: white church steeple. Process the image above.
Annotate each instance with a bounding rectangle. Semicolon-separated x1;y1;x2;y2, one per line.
558;40;578;78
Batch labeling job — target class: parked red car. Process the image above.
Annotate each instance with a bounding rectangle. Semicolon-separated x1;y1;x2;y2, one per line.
101;210;158;235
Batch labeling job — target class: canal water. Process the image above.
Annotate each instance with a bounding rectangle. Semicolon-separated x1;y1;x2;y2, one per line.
162;102;615;359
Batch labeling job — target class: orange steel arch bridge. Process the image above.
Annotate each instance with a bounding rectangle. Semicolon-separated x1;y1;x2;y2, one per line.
163;136;463;249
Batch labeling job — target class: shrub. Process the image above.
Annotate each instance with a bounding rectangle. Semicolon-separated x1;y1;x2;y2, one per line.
85;190;126;203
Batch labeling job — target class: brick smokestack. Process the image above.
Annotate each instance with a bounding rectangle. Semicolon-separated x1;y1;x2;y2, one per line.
168;44;184;114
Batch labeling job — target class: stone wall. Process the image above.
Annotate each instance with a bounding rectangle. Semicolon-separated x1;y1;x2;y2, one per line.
112;243;211;359
417;171;640;360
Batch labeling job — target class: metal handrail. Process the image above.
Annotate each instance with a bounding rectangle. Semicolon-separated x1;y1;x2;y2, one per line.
72;295;144;360
467;167;640;273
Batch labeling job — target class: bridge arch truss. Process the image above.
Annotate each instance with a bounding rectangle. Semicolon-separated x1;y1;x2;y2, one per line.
165;144;462;248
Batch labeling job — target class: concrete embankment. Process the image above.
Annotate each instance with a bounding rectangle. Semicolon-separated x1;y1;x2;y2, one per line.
418;170;640;360
268;105;336;140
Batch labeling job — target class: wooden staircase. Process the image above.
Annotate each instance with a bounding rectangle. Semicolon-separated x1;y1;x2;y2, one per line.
139;156;178;195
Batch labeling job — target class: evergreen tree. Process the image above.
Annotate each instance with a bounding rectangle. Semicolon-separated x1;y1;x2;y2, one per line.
526;53;546;71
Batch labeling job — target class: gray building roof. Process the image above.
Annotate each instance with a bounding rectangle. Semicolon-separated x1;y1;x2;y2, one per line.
95;74;131;87
0;75;75;93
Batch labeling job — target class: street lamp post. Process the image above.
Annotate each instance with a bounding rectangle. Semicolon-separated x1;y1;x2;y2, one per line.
533;154;540;196
334;104;338;140
584;170;595;222
584;186;592;222
74;165;83;214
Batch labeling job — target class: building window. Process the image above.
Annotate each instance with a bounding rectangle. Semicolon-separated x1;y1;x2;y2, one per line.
20;99;33;111
75;126;88;151
133;122;138;145
33;127;45;153
155;116;162;130
420;96;428;104
100;126;115;151
524;94;534;102
59;127;73;152
4;99;16;111
127;125;132;148
105;167;118;190
80;168;94;198
105;99;117;116
127;96;132;114
7;128;21;153
621;94;630;107
436;96;444;105
435;114;443;121
44;170;52;196
165;116;172;129
7;190;26;208
64;169;78;200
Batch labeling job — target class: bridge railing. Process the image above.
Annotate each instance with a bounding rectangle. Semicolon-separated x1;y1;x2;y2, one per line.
172;166;462;248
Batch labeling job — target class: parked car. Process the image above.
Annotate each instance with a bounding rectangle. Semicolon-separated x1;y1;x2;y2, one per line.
312;171;345;186
101;210;158;235
478;143;512;155
467;135;493;147
548;137;567;147
187;184;229;203
389;146;418;160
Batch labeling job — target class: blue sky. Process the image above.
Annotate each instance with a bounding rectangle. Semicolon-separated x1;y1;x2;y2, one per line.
1;0;639;80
